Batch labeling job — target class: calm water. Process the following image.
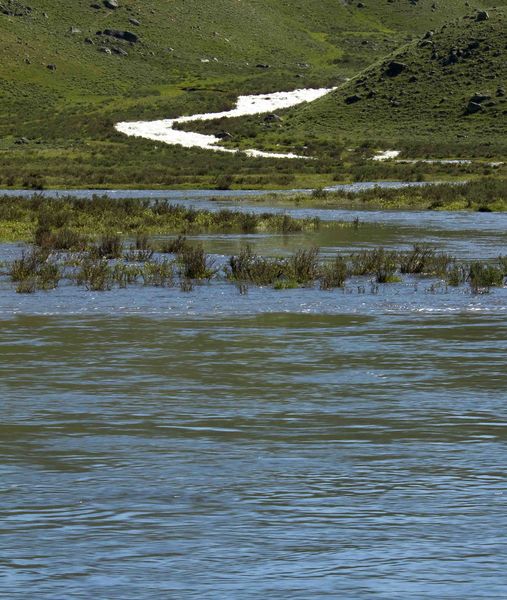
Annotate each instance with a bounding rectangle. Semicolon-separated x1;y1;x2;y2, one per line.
1;203;506;598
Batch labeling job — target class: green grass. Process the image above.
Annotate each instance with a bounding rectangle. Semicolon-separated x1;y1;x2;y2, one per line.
1;0;505;187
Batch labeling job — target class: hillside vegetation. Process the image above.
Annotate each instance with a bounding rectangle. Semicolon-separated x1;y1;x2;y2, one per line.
0;0;505;188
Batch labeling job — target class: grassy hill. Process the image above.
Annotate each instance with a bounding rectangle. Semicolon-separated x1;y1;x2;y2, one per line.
0;0;505;188
286;6;507;155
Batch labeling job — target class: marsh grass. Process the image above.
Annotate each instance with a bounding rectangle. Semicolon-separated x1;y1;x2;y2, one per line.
320;256;348;290
228;246;288;286
178;245;215;280
400;244;452;276
10;248;61;293
469;262;505;293
76;258;112;291
5;240;506;295
141;260;174;287
289;248;320;285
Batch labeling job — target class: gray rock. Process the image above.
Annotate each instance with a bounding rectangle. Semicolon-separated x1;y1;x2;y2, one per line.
470;93;491;103
215;131;232;140
104;0;118;8
46;63;57;71
465;101;483;115
345;94;362;104
128;17;140;26
475;10;489;22
112;47;128;56
496;87;506;97
385;61;407;77
102;29;139;43
15;137;29;144
84;37;94;44
264;114;283;122
70;26;81;34
256;63;270;69
99;46;112;54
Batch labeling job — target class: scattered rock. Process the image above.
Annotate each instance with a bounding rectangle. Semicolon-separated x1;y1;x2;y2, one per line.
465;101;483;115
84;37;94;45
46;63;57;71
128;17;140;26
475;10;489;22
497;87;506;97
101;29;139;43
215;131;232;140
103;0;118;8
256;63;270;69
470;93;491;103
69;26;81;34
264;114;282;122
99;46;112;54
112;47;128;56
345;94;362;104
15;137;29;144
385;61;407;77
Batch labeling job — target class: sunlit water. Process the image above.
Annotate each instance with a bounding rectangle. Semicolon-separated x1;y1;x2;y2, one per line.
1;201;506;598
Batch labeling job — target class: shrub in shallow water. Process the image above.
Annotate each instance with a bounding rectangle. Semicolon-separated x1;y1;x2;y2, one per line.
446;264;467;287
141;260;174;287
499;256;507;276
159;235;190;254
179;244;215;280
289;247;320;285
10;248;60;291
228;245;288;286
320;256;348;290
76;258;112;291
469;262;504;293
92;233;123;259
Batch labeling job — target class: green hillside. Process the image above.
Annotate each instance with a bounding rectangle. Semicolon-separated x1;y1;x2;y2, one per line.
0;0;505;188
286;7;507;153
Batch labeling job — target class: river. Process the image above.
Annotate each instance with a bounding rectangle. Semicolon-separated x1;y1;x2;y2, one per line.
1;195;506;598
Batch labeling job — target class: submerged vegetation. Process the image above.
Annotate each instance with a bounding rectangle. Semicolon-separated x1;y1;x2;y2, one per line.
3;234;505;296
261;178;507;212
0;194;321;242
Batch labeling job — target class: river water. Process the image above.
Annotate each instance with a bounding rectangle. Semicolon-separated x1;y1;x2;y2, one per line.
1;196;506;598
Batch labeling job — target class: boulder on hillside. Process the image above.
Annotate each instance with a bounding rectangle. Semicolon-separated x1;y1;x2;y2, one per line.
470;93;491;103
104;0;118;8
385;61;407;77
475;10;489;22
465;101;483;115
345;94;362;104
264;114;283;122
101;29;139;43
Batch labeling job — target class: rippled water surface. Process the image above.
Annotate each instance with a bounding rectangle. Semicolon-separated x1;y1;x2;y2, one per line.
1;201;506;598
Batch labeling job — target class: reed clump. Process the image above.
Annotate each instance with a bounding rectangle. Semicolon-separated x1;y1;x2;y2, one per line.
320;256;348;290
228;246;288;286
10;248;61;293
468;262;505;293
178;244;215;280
400;244;453;276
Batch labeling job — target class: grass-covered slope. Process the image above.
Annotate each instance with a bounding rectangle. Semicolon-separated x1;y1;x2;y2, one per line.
0;0;505;188
285;8;507;153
